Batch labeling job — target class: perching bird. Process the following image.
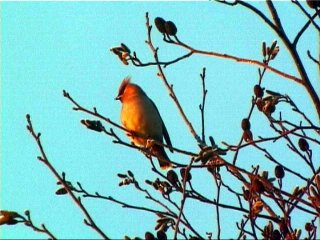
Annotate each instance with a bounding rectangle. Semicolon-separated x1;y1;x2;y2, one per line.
115;77;173;170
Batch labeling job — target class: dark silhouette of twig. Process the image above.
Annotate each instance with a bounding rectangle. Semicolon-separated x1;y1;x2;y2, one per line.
307;50;320;66
173;159;195;240
293;12;319;46
145;12;205;147
15;210;57;239
26;114;110;240
165;36;302;84
199;67;208;144
218;0;320;119
292;0;320;31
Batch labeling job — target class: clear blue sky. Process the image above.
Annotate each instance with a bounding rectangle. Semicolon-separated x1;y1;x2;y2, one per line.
1;1;319;239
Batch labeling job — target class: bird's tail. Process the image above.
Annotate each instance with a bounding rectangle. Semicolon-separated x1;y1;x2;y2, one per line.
151;145;172;170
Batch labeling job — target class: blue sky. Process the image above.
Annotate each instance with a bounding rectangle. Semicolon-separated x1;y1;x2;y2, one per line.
1;1;319;239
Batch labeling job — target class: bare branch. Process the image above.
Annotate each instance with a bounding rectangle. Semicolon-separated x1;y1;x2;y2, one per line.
145;12;205;147
199;67;208;144
307;50;320;66
292;0;320;31
26;114;110;240
293;12;319;46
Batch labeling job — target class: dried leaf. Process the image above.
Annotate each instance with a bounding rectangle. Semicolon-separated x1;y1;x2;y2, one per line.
0;211;20;225
252;200;264;218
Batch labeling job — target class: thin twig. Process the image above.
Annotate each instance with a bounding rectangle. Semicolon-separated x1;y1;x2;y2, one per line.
292;0;320;31
129;51;193;68
232;55;272;165
173;159;196;240
220;0;320;118
64;90;198;160
19;211;57;240
223;125;320;152
169;38;302;84
214;175;222;239
199;67;208;143
266;0;320;119
293;12;319;46
26;114;110;240
145;12;205;147
77;181;203;239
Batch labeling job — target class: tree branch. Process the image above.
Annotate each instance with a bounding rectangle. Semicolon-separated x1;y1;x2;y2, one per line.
26;114;110;240
145;12;205;147
293;12;318;46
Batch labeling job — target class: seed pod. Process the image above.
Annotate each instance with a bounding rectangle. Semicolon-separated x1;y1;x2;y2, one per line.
270;46;280;60
252;179;265;194
305;222;314;232
261;171;269;179
243;130;253;142
263;104;276;115
243;189;250;201
121;59;129;65
241;118;251;131
180;168;192;181
127;170;134;178
117;173;127;178
298;138;309;152
307;0;320;9
292;186;302;197
152;182;159;190
164;21;177;36
145;232;155;240
56;187;68;195
81;120;103;132
110;47;123;55
262;42;267;57
256;99;264;111
154;17;166;34
274;165;285;179
167;170;180;187
121;43;131;54
157;231;167;240
295;229;301;239
6;219;19;225
0;211;20;226
271;230;281;240
254;85;264;98
145;180;153;185
269;40;278;55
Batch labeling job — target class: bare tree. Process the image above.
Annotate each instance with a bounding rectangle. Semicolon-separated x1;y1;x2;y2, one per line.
2;1;320;239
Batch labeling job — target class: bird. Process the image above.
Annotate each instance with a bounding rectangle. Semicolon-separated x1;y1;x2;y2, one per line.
115;77;173;170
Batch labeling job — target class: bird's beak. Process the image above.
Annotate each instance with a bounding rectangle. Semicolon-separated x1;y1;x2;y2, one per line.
115;95;121;101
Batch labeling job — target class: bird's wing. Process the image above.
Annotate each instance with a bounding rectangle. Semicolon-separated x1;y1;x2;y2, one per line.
162;120;173;152
150;99;173;152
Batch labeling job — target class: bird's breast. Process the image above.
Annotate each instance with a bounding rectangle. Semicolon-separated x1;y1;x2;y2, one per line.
121;96;163;146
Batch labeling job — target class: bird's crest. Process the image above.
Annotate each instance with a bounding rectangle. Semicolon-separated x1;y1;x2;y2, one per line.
117;76;131;98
